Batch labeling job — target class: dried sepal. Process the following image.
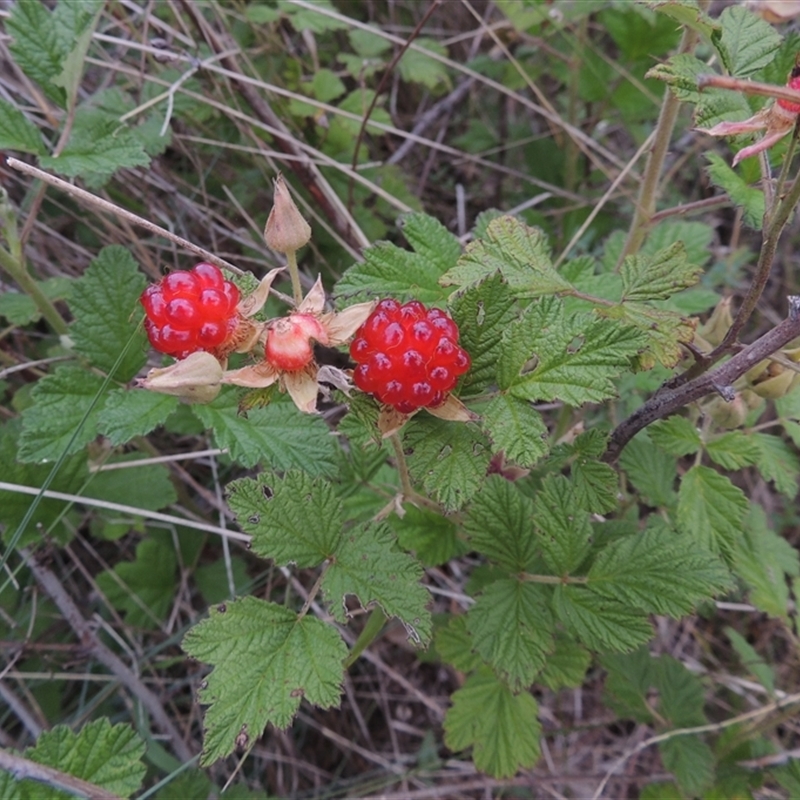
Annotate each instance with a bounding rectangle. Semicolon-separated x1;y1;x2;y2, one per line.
237;267;285;319
138;351;223;403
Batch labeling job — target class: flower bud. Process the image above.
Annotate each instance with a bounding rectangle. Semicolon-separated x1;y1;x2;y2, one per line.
705;393;747;430
748;360;795;399
264;174;311;253
138;351;223;403
698;297;734;347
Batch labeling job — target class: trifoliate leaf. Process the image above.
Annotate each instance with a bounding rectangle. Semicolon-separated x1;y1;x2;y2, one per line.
0;277;71;325
0;420;87;546
25;719;145;798
733;503;799;621
716;4;781;76
676;465;748;558
706;152;765;229
323;523;431;644
444;669;541;779
534;475;593;575
553;585;653;653
538;633;591;691
588;526;731;616
752;433;800;500
183;597;346;765
659;736;715;798
467;579;553;690
390;504;466;567
448;273;519;396
336;212;459;302
95;535;178;628
440;216;572;296
228;471;342;567
705;430;760;470
463;475;538;572
599;302;695;370
435;615;485;674
648;416;702;457
620;242;701;303
482;394;548;468
69;246;147;380
193;391;337;474
498;297;644;405
18;367;109;463
0;98;45;154
619;433;677;508
404;416;490;511
97;389;179;445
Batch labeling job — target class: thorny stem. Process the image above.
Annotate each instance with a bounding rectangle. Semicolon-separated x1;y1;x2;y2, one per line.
285;248;304;307
603;296;800;463
617;2;707;264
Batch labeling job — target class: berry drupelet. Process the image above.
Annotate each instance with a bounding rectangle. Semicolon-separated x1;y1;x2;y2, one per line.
350;299;471;414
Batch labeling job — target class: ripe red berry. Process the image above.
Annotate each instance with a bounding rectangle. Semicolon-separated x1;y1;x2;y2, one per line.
778;73;800;115
265;313;328;372
140;263;241;359
350;299;471;414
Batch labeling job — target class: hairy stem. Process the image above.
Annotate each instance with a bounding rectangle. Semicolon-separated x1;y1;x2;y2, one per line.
285;249;304;306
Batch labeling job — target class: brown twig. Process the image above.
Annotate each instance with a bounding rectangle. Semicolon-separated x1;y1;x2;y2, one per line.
20;547;195;763
698;73;800;106
603;296;800;463
0;748;124;800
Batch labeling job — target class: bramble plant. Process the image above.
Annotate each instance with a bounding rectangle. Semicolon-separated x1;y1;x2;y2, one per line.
3;1;800;799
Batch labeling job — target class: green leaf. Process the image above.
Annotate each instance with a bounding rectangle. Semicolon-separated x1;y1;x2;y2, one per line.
398;38;450;91
23;719;145;798
323;523;432;644
499;297;644;405
538;633;591;691
726;626;775;693
588;526;731;617
602;648;655;723
705;430;761;470
648;417;702;456
644;221;714;270
753;433;800;500
97;389;179;445
732;504;799;621
0;277;72;326
404;416;490;511
599;302;695;370
440;216;572;296
553;585;653;653
40;108;151;184
336;212;460;302
647;0;720;42
228;471;342;567
716;5;781;77
646;53;709;102
86;454;177;513
448;273;519;396
467;579;553;690
463;476;538;572
706;152;765;228
655;655;707;727
183;596;346;765
390;505;466;567
278;0;348;33
193;391;337;474
571;456;618;514
95;535;178;627
677;465;748;557
620;242;701;302
0;98;45;154
444;670;541;779
69;246;148;380
52;3;101;110
435;615;485;673
311;68;346;102
659;736;715;797
534;475;593;575
18;367;109;463
482;394;548;468
619;433;677;508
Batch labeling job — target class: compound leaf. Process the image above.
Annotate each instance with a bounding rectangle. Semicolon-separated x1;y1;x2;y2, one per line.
753;432;800;500
482;394;549;468
659;736;715;798
538;633;591;691
648;417;702;457
705;430;760;470
467;578;553;690
716;4;781;76
97;389;179;445
620;242;701;302
183;597;346;765
435;615;485;674
444;669;541;779
706;152;765;228
69;246;148;380
390;505;466;567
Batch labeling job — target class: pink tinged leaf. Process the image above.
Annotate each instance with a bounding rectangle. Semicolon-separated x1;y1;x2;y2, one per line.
698;116;767;137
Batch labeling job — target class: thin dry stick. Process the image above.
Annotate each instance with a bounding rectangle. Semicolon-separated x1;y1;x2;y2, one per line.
591;690;800;799
20;547;195;763
4;158;243;274
0;748;124;800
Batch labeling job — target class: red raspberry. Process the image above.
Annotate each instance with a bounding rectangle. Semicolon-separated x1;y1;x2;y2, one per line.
778;74;800;115
265;313;329;372
140;262;241;359
350;299;471;414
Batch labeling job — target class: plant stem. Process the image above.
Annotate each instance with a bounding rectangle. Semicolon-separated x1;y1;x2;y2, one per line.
389;431;415;500
343;608;388;668
285;249;303;306
298;563;328;619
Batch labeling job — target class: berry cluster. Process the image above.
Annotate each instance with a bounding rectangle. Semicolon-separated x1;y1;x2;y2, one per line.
350;299;470;414
140;263;241;359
